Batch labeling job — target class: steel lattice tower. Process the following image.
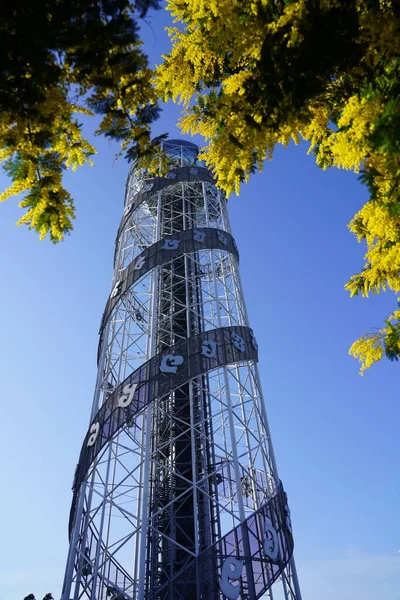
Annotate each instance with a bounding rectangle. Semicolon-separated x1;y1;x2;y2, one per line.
61;139;302;600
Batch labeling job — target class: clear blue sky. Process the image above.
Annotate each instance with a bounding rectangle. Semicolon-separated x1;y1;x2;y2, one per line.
0;6;399;600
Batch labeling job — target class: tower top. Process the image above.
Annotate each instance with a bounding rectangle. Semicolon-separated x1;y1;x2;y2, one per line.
163;138;198;148
127;137;202;184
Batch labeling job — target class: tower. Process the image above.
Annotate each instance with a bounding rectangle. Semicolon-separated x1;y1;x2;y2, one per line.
62;139;302;600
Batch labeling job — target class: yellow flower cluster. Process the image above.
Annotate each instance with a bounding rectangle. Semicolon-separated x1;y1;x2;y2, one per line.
314;95;382;172
349;335;384;375
0;88;96;242
349;201;400;244
0;160;37;202
349;302;400;374
156;0;400;372
267;0;308;47
16;174;75;242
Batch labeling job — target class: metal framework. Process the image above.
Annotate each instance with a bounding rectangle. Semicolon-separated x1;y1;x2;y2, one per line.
61;139;302;600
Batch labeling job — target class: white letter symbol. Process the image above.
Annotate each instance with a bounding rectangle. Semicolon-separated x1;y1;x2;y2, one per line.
263;522;279;560
232;332;246;352
217;231;228;245
219;557;243;600
201;340;216;358
133;255;146;271
162;239;180;250
123;203;132;216
160;354;184;374
194;229;206;243
87;423;100;447
117;382;138;408
110;281;121;299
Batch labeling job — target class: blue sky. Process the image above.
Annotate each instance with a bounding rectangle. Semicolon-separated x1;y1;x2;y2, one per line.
0;5;399;600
